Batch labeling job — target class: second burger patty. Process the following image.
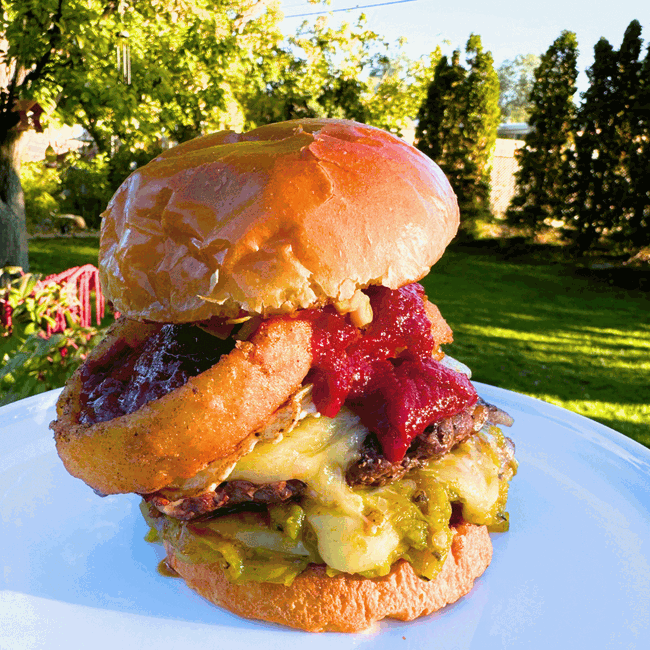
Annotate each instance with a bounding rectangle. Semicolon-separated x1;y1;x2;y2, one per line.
149;398;512;521
347;397;512;487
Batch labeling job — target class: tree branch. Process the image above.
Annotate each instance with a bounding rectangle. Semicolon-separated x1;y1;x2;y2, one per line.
21;0;65;90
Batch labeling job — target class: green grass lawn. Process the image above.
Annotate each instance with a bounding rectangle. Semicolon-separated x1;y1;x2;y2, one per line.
421;243;650;448
28;236;101;275
24;236;650;448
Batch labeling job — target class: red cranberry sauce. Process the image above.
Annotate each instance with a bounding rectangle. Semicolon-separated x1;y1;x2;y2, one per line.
297;284;477;463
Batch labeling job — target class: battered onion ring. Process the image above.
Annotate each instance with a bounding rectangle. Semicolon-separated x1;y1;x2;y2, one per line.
52;316;313;496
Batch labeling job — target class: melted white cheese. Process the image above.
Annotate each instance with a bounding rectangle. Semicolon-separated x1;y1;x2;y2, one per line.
307;509;400;574
229;408;404;573
420;428;504;523
227;408;512;575
229;408;367;518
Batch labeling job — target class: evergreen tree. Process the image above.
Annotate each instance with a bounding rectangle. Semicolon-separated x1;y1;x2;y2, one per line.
464;35;501;219
415;52;466;164
574;20;646;250
623;28;650;249
416;35;500;232
573;38;620;249
416;51;469;195
506;31;578;234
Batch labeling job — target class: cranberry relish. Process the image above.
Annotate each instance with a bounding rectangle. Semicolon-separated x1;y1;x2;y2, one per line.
78;325;234;425
294;283;478;463
77;283;477;463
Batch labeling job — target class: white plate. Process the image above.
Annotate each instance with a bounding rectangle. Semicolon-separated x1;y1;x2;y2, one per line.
1;384;649;649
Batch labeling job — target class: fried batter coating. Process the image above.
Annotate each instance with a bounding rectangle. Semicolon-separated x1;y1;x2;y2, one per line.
51;316;313;495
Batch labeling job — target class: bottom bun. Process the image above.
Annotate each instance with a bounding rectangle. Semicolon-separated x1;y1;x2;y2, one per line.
164;522;492;633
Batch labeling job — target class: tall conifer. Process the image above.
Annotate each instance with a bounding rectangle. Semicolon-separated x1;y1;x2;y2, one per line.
416;35;500;232
625;30;650;248
506;31;578;233
574;20;647;250
574;38;619;249
464;35;501;219
415;52;466;165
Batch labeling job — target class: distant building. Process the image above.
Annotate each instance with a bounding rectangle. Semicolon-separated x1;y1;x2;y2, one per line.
19;124;87;163
497;122;533;140
490;138;524;217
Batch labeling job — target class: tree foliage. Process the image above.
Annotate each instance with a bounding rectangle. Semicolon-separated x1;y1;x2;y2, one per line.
628;42;650;249
573;37;624;248
40;0;284;151
415;34;500;231
497;53;541;123
572;20;649;250
2;1;443;264
506;22;650;253
0;0;284;267
506;31;579;233
240;14;440;138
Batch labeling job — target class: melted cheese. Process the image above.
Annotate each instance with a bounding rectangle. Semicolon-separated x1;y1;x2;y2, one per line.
229;408;404;574
230;408;367;517
307;509;400;574
420;427;510;523
227;409;515;576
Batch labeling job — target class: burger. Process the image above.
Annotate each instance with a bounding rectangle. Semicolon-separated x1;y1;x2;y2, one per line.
51;118;517;633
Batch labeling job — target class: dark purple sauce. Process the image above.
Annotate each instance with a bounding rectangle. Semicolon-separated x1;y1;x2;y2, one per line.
78;324;233;424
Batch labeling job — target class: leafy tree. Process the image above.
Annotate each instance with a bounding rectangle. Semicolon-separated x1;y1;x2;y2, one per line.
497;53;541;123
1;0;283;269
506;31;579;234
416;34;500;231
243;16;374;125
363;46;442;135
51;1;283;152
241;14;439;138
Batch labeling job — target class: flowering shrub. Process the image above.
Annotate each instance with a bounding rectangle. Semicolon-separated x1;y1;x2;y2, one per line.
1;265;110;405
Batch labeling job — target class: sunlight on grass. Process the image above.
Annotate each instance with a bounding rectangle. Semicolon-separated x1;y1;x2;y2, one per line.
423;247;650;448
28;237;101;275
457;321;650;446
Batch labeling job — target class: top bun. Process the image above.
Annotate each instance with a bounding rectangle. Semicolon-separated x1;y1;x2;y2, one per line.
100;119;459;322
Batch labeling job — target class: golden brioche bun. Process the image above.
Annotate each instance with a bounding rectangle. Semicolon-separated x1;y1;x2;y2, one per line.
52;316;312;495
99;118;459;323
164;521;491;633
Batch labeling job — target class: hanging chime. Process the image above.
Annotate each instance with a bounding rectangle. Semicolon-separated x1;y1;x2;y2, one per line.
116;31;131;84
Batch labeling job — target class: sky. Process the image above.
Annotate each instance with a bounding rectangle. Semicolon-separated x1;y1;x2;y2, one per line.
279;0;650;96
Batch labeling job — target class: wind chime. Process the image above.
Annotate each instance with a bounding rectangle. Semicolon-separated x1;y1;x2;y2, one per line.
116;31;131;85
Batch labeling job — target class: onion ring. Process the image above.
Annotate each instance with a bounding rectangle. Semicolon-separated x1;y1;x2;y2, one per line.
51;316;312;495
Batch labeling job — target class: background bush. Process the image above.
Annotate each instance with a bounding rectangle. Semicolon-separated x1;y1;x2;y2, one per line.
21;161;62;234
0;266;110;405
22;143;165;232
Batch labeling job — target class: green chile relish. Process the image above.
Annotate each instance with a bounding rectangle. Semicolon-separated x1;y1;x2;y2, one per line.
295;284;478;463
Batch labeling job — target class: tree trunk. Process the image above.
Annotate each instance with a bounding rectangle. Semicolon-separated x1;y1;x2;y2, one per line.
0;130;28;271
